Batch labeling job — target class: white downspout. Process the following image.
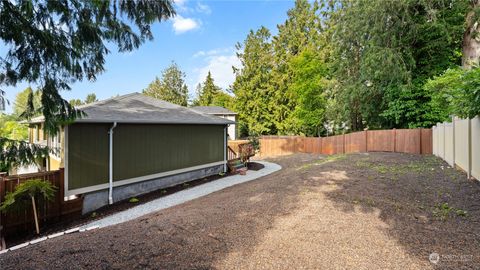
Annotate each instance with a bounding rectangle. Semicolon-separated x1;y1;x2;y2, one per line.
224;126;227;173
108;122;117;205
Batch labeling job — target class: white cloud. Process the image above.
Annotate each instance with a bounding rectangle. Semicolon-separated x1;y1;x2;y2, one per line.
172;15;200;34
193;47;233;58
196;3;211;14
174;0;188;11
195;53;241;90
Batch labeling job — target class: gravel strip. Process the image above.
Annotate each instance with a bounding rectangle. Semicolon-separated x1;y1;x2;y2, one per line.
81;161;281;229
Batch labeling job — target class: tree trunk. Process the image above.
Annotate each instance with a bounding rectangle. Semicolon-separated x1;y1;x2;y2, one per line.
462;0;480;69
31;196;40;234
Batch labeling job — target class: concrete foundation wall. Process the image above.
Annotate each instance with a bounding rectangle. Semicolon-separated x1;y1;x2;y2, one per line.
82;164;224;214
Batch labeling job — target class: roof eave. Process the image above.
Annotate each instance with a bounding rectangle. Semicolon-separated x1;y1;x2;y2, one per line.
75;119;234;125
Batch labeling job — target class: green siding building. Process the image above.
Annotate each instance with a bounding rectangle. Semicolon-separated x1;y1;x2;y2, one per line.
35;93;233;212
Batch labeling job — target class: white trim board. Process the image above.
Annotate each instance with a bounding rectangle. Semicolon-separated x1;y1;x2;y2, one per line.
65;160;226;197
64;125;69;200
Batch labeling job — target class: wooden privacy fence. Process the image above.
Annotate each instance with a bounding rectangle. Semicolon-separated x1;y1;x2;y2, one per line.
259;128;432;157
433;116;480;181
0;169;83;238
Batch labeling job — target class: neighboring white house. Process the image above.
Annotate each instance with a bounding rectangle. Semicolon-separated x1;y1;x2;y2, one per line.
192;106;238;140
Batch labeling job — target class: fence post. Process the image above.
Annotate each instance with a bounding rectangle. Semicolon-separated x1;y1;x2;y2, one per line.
59;168;65;214
0;172;6;244
418;128;422;154
365;130;368;152
468;119;472;179
452;116;456;166
443;123;446;160
392;129;396;153
0;173;5;249
343;133;346;154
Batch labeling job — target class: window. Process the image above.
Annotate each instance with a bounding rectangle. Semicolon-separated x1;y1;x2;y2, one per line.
34;125;39;142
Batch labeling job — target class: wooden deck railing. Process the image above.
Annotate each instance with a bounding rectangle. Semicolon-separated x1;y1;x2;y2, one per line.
228;146;238;160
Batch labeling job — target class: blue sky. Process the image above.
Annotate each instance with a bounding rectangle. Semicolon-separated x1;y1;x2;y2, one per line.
1;0;295;113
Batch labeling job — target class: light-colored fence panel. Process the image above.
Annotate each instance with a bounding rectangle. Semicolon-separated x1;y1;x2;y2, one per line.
444;123;454;166
472;116;480;180
438;124;445;159
454;118;470;172
433;116;479;181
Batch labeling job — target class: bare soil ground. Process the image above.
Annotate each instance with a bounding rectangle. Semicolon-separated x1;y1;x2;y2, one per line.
1;153;479;269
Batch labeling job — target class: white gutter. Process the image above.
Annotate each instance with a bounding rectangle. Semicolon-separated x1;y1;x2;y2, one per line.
224;126;227;173
108;122;117;205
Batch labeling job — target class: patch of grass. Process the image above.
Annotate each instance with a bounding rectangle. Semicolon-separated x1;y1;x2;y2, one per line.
433;202;452;220
91;212;97;218
351;197;376;207
455;209;468;217
129;197;139;203
355;158;435;175
298;154;347;170
432;202;468;220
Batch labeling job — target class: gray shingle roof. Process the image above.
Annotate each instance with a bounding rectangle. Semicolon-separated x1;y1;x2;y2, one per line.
191;106;237;115
30;93;234;125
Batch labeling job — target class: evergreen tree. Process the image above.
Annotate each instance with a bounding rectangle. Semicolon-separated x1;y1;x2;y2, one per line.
69;99;84;107
195;72;221;106
328;0;469;130
85;93;98;104
0;0;175;134
13;87;41;117
271;0;323;134
143;62;189;106
232;27;276;135
0;0;175;172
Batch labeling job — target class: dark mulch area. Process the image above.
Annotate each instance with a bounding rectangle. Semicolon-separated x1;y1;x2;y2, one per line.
247;161;264;171
5;162;264;248
1;154;479;269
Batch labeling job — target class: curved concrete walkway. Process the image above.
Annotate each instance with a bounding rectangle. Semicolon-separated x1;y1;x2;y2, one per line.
81;161;281;229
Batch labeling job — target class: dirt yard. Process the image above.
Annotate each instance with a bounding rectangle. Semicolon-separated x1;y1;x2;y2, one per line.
1;153;479;269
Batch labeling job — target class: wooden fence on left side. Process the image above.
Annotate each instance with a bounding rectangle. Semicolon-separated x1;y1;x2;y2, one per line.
0;169;83;239
259;128;432;157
